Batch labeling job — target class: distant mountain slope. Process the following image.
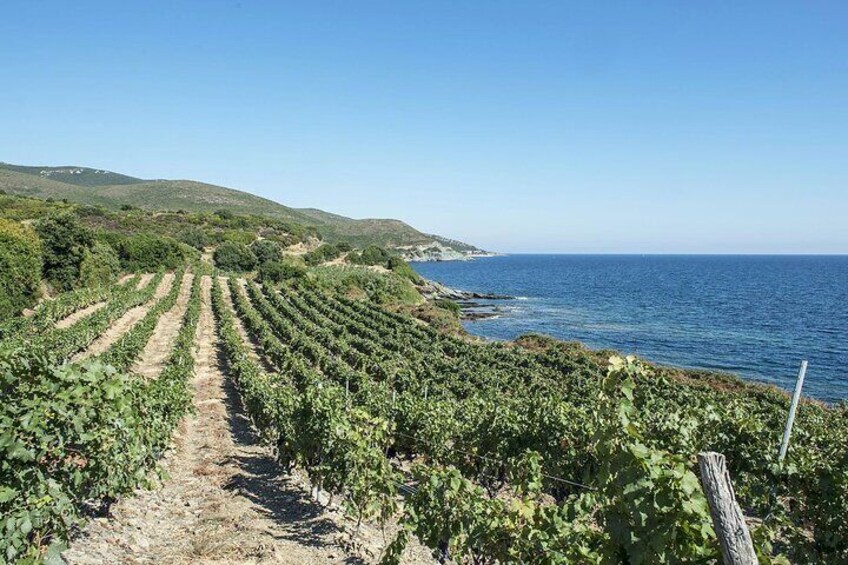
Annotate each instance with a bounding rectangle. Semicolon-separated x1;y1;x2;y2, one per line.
0;164;144;186
0;162;487;257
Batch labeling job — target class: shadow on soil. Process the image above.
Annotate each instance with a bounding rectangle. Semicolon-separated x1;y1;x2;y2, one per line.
217;339;366;565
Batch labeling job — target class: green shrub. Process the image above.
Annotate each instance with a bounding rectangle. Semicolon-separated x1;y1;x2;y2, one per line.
35;213;95;291
388;256;421;282
251;240;283;264
75;205;108;218
304;243;343;266
217;229;255;246
348;245;395;267
258;260;306;283
0;219;42;317
79;242;121;288
309;265;421;305
177;226;211;250
434;298;461;315
214;242;257;272
117;234;187;271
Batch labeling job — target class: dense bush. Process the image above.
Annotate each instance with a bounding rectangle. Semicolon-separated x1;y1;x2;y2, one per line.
258;260;306;283
308;265;421;304
117;234;188;271
0;219;42;318
35;214;94;291
214;242;257;272
177;226;211;250
349;245;392;266
74;205;108;218
388;256;421;282
251;239;283;265
79;242;121;288
216;229;255;246
303;243;343;266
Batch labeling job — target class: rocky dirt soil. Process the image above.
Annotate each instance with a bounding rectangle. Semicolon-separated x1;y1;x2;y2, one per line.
72;273;175;362
132;272;195;379
54;301;107;329
219;276;275;373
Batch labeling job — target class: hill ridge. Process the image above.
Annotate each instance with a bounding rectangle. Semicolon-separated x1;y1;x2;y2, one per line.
0;162;487;258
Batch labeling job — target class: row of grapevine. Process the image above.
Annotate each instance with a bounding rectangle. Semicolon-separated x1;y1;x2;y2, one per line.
223;277;847;562
0;275;141;341
0;274;203;562
220;280;709;562
30;272;168;362
95;269;189;371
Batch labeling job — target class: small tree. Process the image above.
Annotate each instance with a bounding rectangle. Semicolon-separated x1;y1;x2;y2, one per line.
117;234;187;271
177;226;211;250
251;239;283;264
258;260;306;283
350;245;391;267
0;219;42;317
35;214;94;290
214;242;257;272
79;242;121;288
304;243;342;266
388;256;421;282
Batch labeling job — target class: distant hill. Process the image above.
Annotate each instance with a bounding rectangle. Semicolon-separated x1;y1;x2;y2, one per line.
0;162;487;257
0;164;144;186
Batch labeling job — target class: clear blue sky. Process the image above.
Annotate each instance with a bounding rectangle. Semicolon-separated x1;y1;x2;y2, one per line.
1;1;846;253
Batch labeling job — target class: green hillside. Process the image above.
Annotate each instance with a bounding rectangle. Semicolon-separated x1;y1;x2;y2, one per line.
0;162;485;254
0;164;144;186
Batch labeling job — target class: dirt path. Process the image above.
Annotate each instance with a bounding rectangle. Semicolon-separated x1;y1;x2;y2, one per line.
55;301;108;329
72;273;176;362
136;273;155;290
131;273;195;379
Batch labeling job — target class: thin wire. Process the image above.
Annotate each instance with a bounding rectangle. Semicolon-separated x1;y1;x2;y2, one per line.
393;431;596;491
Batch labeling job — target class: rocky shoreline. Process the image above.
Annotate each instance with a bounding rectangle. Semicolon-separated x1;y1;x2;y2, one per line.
417;278;513;320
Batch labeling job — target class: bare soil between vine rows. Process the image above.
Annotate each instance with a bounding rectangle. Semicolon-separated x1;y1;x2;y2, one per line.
71;273;175;362
131;272;195;379
54;301;107;330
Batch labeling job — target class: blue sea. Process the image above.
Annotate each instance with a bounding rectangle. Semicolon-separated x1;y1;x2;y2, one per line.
412;255;848;403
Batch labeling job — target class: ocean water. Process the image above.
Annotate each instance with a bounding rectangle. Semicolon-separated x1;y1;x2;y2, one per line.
412;255;848;402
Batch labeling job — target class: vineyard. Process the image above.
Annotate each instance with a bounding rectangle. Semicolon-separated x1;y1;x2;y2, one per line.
2;267;847;563
216;276;847;563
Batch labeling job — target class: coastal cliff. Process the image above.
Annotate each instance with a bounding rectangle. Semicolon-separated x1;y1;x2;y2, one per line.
398;239;497;262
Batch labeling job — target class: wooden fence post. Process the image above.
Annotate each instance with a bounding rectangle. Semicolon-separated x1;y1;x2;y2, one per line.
697;452;757;565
